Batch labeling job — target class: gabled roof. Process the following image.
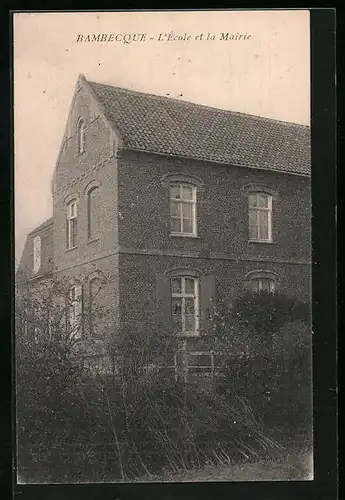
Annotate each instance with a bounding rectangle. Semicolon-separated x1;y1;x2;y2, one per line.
16;217;54;282
87;78;311;176
28;217;53;235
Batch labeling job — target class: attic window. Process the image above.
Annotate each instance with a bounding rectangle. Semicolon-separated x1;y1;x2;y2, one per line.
33;236;41;273
77;118;85;154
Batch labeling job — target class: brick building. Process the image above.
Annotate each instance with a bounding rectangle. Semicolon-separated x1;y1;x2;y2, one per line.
16;74;311;374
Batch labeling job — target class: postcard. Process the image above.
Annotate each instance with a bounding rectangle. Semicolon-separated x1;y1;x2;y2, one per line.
14;10;314;485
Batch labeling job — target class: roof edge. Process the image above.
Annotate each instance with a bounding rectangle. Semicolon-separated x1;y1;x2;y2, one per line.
83;77;125;146
122;147;311;178
87;79;310;130
28;217;54;235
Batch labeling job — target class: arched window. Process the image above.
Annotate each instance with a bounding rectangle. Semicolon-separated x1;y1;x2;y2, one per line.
87;186;100;240
171;275;200;334
89;277;102;336
68;284;83;339
245;270;278;294
77;118;85;154
66;200;78;249
170;183;197;236
33;235;41;273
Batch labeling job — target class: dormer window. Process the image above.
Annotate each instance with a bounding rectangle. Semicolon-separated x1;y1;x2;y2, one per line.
33;236;41;273
77;118;85;154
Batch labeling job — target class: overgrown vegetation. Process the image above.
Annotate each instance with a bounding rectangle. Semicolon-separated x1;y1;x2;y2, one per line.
201;291;312;435
15;281;312;483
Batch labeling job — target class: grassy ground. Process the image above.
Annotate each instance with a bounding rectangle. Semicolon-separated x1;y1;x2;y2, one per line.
18;425;313;483
134;426;313;483
133;449;313;483
18;445;313;484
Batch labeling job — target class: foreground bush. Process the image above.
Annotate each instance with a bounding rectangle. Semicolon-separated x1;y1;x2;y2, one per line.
16;357;283;483
218;320;312;434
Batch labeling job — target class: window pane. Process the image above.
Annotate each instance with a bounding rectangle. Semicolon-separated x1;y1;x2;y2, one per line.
33;236;41;272
250;225;259;240
185;314;195;332
185;278;195;295
90;280;100;336
185;298;195;316
170;185;181;199
259;225;269;240
71;202;77;218
72;219;77;246
258;194;269;208
258;210;269;226
248;194;258;207
172;299;182;320
171;217;181;233
249;210;258;239
171;277;182;294
183;218;193;234
252;278;275;293
182;185;193;200
170;201;180;217
260;279;271;292
182;202;192;219
68;221;72;247
88;188;100;238
90;280;98;303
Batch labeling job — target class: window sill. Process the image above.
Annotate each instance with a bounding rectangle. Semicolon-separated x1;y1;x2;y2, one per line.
65;246;78;252
170;233;200;239
87;237;100;244
248;239;274;244
176;332;200;338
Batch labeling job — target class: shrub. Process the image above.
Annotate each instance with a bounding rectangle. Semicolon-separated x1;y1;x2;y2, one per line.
232;290;311;342
16;329;284;483
219;320;312;432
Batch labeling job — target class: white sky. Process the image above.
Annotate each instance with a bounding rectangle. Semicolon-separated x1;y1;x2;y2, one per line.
14;10;310;262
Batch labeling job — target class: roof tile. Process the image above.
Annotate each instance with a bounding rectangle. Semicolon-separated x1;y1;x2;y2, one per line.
88;80;310;175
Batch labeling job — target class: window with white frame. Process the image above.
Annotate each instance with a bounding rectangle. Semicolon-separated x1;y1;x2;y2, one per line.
170;184;197;236
69;284;83;338
33;236;41;273
171;276;199;335
248;192;272;242
77;118;85;154
66;200;77;249
250;276;276;293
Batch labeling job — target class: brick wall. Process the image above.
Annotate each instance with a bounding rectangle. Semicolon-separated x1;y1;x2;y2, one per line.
118;253;311;335
52;82;120;275
19;84;311;369
117;150;311;337
117;150;311;262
